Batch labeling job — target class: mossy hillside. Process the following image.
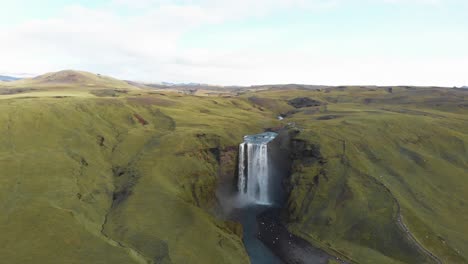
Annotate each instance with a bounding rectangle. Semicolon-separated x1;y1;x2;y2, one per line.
1;81;467;264
0;92;280;264
241;86;467;115
272;90;467;263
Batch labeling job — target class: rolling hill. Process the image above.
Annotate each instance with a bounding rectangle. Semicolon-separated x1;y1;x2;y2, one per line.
0;71;467;264
0;70;139;89
243;87;468;264
0;70;143;98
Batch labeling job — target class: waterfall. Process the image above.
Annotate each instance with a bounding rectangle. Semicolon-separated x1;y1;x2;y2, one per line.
238;132;277;205
238;142;247;193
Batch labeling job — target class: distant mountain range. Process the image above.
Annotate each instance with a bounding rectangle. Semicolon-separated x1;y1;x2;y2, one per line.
2;69;464;92
0;75;21;82
144;82;224;91
157;82;210;87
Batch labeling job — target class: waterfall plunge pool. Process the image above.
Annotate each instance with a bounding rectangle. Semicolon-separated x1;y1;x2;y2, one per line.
236;132;284;263
231;131;341;264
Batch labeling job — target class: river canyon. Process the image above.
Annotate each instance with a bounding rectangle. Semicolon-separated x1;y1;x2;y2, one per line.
228;132;340;264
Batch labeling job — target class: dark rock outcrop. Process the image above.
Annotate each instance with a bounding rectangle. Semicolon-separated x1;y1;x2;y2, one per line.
288;97;322;108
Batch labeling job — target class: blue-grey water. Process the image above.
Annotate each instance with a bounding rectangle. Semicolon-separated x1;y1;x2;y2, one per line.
239;205;283;264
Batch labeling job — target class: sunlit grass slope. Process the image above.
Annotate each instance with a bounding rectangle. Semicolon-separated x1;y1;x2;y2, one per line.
0;70;147;101
0;70;138;89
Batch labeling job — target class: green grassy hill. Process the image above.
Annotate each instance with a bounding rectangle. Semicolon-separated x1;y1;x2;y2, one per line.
0;87;277;263
0;73;467;264
1;70;137;89
0;70;141;99
242;87;468;264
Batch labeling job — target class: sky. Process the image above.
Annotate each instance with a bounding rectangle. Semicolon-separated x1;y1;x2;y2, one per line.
0;0;467;86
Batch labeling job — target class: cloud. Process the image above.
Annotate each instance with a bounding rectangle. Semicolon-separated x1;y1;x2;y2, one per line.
0;0;467;86
112;0;339;13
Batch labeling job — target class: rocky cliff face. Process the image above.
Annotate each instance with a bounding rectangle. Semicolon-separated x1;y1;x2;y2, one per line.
267;130;293;206
283;132;441;264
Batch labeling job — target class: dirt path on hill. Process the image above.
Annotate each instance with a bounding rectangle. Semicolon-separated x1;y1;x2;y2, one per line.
369;174;443;264
395;204;443;264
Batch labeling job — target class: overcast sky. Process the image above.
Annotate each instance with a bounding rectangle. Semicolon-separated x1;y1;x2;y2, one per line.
1;0;467;86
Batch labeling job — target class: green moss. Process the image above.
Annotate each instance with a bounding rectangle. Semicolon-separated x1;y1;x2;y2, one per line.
0;94;275;263
0;84;467;264
237;86;467;263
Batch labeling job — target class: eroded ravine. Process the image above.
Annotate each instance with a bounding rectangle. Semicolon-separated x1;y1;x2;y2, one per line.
227;131;343;264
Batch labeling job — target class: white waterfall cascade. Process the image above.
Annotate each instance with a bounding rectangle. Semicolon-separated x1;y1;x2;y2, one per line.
238;132;277;205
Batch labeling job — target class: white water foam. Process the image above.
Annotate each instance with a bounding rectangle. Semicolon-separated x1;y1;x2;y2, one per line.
238;132;277;205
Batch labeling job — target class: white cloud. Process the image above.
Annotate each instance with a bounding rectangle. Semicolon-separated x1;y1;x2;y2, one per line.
0;0;467;86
